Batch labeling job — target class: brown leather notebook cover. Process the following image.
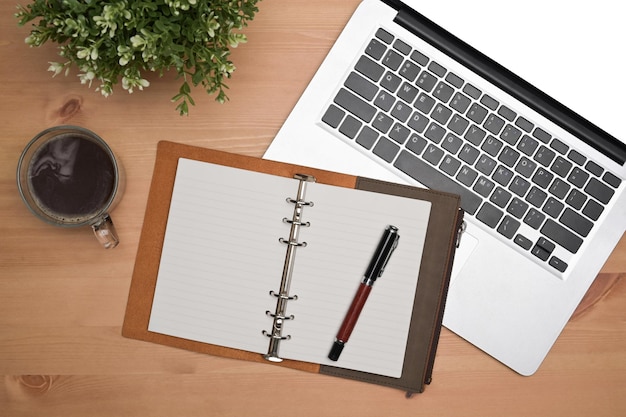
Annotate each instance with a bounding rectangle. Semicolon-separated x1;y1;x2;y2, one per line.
122;141;463;395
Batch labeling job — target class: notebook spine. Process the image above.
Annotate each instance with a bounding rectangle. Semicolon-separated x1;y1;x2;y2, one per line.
263;173;316;362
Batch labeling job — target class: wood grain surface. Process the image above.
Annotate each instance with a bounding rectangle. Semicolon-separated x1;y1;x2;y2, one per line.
1;1;625;416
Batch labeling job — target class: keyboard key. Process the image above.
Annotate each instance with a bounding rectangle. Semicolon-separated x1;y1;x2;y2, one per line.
514;234;533;250
391;101;412;122
372;112;394;133
398;60;421;82
523;208;545;229
480;94;499;110
493;165;514;186
433;81;454;102
582;199;604;221
548;178;570;199
416;71;438;92
389;123;410;143
345;72;378;100
474;176;495;197
561;208;593;237
498;216;520;239
393;38;412;55
355;126;378;149
467;103;489;124
335;88;376;122
463;83;481;99
428;61;447;77
481;135;503;157
603;171;622;188
549;256;568;273
407;111;428;133
497;105;517;122
322;104;345;128
550;138;569;155
526;186;548;208
365;38;387;60
382;49;404;70
442;133;463;154
543;197;564;218
507;197;529;219
476;202;504;228
476;155;497;176
483;114;505;135
450;92;472;113
542;219;583;253
425;122;446;143
464;125;486;146
394;151;482;214
567;149;586;166
373;90;395;111
445;72;464;88
585;177;614;204
375;28;394;44
585;160;603;177
406;134;427;155
498;146;520;168
410;50;429;66
515;157;537;178
398;82;419;103
423;144;444;165
459;144;480;164
500;124;522;145
415;93;436;114
355;56;385;81
381;71;402;92
532;127;551;144
456;165;479;187
509;176;530;197
534;145;556;167
517;135;539;156
532;237;555;261
490;187;512;208
567;167;590;188
339;115;362;139
532;167;553;188
440;155;462;176
515;116;534;133
565;188;587;210
431;103;453;124
373;137;400;162
448;114;470;136
551;156;573;177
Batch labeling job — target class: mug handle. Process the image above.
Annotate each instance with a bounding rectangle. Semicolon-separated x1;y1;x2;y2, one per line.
92;214;120;249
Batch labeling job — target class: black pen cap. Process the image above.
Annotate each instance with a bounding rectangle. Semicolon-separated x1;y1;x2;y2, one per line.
328;340;345;361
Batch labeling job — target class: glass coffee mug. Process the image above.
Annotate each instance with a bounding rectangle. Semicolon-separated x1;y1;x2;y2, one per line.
17;126;124;249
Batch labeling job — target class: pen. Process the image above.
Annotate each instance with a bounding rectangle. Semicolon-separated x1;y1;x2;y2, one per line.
328;225;400;361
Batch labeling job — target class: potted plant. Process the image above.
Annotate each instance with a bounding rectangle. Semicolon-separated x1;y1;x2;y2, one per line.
16;0;260;115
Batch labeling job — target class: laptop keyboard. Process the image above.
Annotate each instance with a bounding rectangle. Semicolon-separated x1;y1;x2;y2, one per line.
321;28;622;274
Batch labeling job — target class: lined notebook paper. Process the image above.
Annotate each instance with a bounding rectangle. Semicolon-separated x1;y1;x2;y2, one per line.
148;158;431;378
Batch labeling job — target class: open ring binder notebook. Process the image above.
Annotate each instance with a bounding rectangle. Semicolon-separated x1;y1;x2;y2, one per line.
122;141;463;395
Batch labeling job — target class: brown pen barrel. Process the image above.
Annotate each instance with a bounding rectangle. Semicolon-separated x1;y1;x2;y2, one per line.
336;283;373;342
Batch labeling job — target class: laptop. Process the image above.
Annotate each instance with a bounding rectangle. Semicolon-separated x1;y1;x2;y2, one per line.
263;0;626;375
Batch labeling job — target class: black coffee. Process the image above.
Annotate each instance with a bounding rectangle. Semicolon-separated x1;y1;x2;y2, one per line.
28;134;116;223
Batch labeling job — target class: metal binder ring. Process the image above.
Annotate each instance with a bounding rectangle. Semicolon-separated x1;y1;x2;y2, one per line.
265;310;295;320
282;217;311;227
262;330;291;340
279;237;307;247
286;197;314;207
269;290;298;300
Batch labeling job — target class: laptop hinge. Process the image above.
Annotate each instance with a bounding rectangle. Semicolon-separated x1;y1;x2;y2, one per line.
393;6;626;166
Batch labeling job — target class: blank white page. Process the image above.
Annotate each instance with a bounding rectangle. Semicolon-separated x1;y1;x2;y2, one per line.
281;183;430;377
148;158;431;378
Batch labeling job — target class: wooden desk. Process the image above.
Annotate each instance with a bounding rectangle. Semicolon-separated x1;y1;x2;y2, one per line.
1;1;624;415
